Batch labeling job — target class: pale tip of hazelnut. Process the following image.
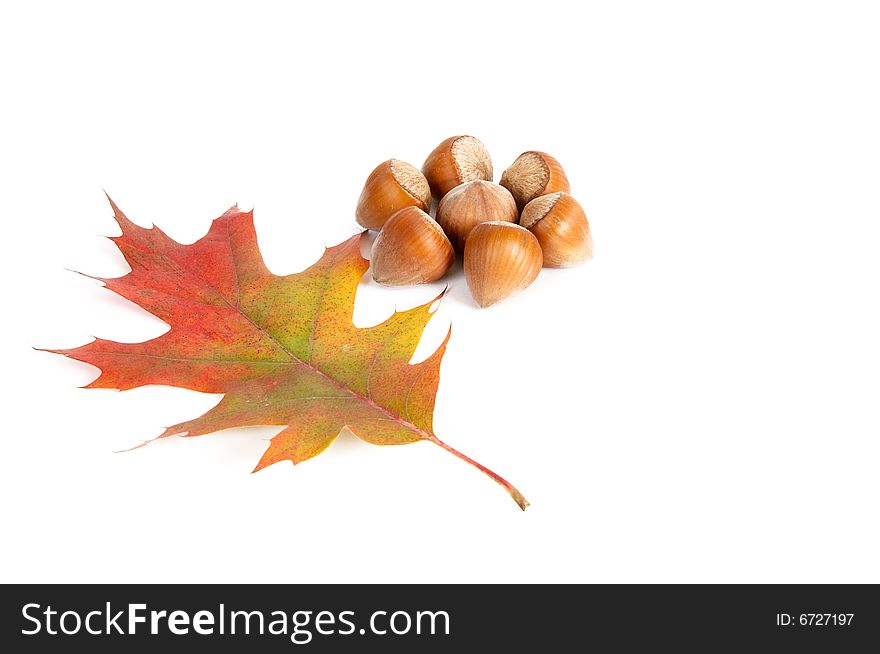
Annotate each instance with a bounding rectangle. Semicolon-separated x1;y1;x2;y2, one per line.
500;151;570;210
390;159;431;208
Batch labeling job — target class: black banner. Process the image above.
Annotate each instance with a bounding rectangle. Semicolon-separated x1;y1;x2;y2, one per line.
1;584;877;651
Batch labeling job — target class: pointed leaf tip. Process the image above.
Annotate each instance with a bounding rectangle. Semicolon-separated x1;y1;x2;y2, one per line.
103;191;124;218
218;204;247;221
428;286;448;313
114;437;158;453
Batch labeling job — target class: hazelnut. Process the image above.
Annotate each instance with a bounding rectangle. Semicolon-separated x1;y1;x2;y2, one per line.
370;207;455;286
421;135;493;199
464;221;542;307
436;180;518;251
520;192;593;267
356;159;431;230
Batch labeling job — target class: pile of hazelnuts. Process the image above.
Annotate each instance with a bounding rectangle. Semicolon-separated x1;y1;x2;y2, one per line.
356;135;593;307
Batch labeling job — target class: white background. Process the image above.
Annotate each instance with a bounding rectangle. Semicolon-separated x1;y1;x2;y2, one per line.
1;1;878;583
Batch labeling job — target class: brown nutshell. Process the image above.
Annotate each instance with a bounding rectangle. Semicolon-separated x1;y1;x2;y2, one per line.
520;192;593;267
370;206;455;286
435;180;517;251
356;159;431;230
463;221;542;308
499;151;570;211
421;135;493;199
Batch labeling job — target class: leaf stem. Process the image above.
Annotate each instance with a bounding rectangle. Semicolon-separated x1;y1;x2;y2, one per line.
427;436;529;510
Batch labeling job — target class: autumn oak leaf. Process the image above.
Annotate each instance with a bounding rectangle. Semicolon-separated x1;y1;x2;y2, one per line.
47;198;528;510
